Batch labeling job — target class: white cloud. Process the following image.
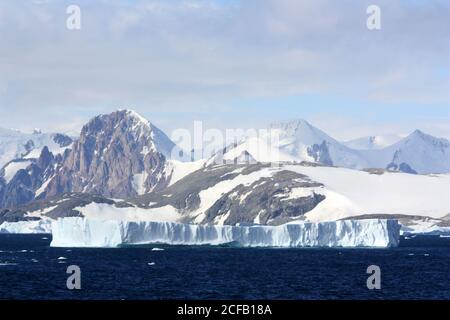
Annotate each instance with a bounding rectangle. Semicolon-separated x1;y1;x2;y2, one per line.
0;0;449;138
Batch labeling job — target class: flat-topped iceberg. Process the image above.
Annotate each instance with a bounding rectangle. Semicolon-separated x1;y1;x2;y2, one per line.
50;218;401;248
0;219;52;234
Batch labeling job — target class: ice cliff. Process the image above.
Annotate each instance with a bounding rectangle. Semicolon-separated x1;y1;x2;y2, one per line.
0;219;52;234
50;218;401;248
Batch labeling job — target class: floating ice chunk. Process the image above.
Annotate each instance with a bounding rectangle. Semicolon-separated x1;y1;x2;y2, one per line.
50;217;400;248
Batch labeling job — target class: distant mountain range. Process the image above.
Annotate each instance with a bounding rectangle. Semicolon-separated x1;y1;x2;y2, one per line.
209;119;450;174
1;109;450;232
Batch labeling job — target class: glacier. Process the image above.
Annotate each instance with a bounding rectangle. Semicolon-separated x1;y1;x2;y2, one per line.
50;218;401;248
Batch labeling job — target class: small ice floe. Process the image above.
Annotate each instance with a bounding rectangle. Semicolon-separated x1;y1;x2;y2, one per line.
0;262;17;266
404;236;411;240
31;259;39;263
42;237;49;240
66;250;72;252
19;250;28;253
58;261;67;264
440;235;450;238
408;253;415;256
151;248;164;251
424;253;430;256
57;256;67;260
147;262;156;266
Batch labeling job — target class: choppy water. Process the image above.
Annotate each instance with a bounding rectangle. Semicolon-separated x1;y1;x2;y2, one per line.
0;234;449;300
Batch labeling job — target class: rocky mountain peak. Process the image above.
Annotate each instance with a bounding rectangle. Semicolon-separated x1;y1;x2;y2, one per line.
409;129;428;141
269;118;338;149
37;146;54;169
42;110;176;199
270;119;313;132
404;129;450;148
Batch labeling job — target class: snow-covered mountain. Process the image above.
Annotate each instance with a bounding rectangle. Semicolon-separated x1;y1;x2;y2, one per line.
0;128;72;168
380;130;450;174
0;146;62;208
343;134;404;150
0;130;73;208
207;119;369;169
207;119;450;174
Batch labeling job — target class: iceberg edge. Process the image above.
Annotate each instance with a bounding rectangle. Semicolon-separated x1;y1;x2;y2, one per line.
50;218;401;248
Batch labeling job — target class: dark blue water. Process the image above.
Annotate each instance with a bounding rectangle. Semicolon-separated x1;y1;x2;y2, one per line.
0;234;449;300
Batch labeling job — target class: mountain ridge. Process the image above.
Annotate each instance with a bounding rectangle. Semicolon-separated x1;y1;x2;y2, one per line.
210;118;450;174
1;110;449;211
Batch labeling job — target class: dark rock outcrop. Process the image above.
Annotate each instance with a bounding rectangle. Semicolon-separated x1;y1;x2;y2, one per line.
307;141;333;166
0;147;60;208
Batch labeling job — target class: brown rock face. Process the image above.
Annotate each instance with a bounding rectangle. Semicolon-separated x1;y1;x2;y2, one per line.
44;110;176;199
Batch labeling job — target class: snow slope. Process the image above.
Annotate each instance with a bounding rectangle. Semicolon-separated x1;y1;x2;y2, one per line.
50;217;400;248
284;165;450;221
165;159;206;186
2;160;32;183
0;128;72;168
344;134;404;150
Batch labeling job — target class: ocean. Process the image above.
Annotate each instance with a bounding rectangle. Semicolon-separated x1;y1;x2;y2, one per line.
0;234;449;300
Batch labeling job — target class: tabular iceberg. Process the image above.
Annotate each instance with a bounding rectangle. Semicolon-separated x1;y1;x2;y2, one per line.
0;219;52;234
50;218;400;248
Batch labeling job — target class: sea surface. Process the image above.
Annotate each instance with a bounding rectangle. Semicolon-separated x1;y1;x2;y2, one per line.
0;234;449;300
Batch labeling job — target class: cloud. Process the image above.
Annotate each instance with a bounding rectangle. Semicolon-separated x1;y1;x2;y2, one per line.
0;0;449;138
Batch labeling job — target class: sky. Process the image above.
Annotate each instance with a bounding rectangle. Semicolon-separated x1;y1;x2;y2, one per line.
0;0;449;140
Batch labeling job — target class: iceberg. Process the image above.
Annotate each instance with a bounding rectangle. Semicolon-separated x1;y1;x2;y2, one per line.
50;217;401;248
0;219;52;234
